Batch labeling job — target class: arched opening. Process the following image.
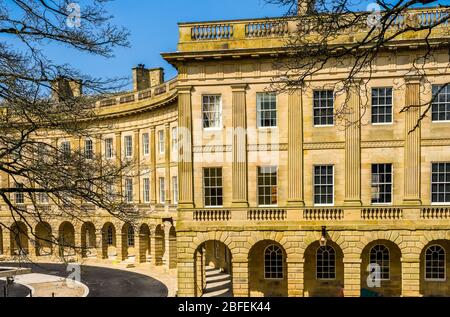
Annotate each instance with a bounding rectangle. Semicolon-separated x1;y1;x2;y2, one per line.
248;240;287;297
194;240;232;297
304;241;344;297
420;240;450;296
154;224;165;266
81;222;96;258
58;222;75;257
168;226;177;269
137;224;150;263
121;223;135;259
360;240;402;297
101;222;116;259
35;222;53;256
10;222;29;256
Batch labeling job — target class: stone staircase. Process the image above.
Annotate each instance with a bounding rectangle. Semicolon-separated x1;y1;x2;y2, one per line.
202;266;232;297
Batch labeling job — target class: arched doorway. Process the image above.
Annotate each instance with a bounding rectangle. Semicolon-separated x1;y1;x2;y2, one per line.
137;224;150;263
81;222;96;258
101;222;116;259
248;240;287;297
154;224;165;266
420;240;450;296
194;240;233;297
10;222;29;256
360;240;402;297
121;223;135;259
35;222;53;256
58;222;75;257
304;241;344;297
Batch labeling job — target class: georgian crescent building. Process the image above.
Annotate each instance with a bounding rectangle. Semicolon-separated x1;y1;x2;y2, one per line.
2;3;450;297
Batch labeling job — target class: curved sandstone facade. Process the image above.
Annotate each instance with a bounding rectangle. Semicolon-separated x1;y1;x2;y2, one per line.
2;5;450;298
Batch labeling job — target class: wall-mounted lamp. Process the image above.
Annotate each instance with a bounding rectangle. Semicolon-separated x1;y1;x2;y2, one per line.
319;226;327;247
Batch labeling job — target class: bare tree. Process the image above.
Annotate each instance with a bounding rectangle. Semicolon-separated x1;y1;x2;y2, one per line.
266;0;450;131
0;0;136;261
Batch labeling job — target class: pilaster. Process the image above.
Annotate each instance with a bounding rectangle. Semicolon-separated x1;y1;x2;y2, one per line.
231;84;249;207
344;84;362;206
287;89;305;206
403;75;422;205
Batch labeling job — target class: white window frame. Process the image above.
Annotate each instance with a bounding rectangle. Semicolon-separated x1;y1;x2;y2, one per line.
431;162;450;206
15;183;25;205
158;130;165;154
105;138;114;160
257;92;278;129
313;90;335;127
369;244;390;281
371;87;394;125
424;244;446;282
125;178;133;204
124;135;133;158
172;176;178;204
60;141;71;156
171;127;178;154
143;178;150;203
316;245;337;280
257;166;278;207
159;177;166;204
84;139;94;159
313;165;335;207
203;167;223;208
264;245;284;280
202;95;223;130
142;133;150;156
371;163;393;205
431;84;450;123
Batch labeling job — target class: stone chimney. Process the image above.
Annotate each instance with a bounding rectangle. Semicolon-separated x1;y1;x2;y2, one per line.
51;77;82;101
298;0;315;16
132;64;165;91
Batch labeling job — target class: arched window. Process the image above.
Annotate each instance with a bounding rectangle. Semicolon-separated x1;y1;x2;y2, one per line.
127;226;135;247
425;245;446;281
264;245;283;279
317;246;336;280
370;245;390;280
107;226;114;246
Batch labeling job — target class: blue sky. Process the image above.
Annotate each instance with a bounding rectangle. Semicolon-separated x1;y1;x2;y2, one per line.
42;0;448;89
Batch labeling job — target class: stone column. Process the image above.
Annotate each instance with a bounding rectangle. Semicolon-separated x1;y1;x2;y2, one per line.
231;84;249;207
150;127;157;205
403;75;422;205
135;231;145;264
116;230;127;261
150;228;161;266
401;257;421;297
134;130;141;203
232;256;249;297
74;230;82;261
344;84;362;206
178;86;194;208
343;258;361;297
115;132;123;196
287;258;304;297
178;258;196;297
287;89;305;206
96;229;105;260
165;123;172;205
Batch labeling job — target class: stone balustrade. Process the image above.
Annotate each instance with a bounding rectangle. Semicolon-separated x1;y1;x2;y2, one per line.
96;77;178;108
361;207;403;220
247;209;287;221
421;207;450;219
176;7;450;52
303;208;344;220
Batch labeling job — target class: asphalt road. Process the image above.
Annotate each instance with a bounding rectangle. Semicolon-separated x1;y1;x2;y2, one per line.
0;279;30;297
1;263;168;297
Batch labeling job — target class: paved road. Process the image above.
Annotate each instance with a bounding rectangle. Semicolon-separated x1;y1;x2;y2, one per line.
1;263;168;297
0;279;30;297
